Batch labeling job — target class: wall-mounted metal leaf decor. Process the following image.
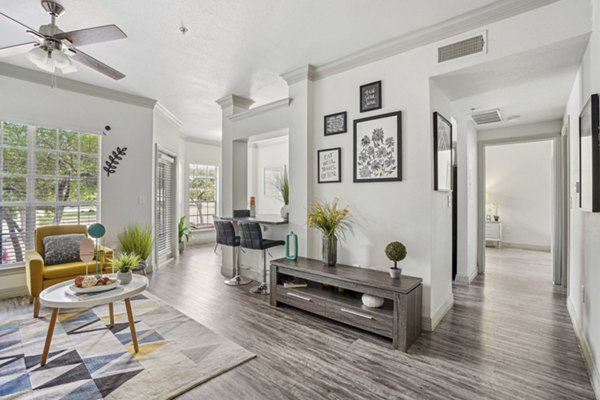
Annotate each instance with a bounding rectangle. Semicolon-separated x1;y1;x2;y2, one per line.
103;146;128;177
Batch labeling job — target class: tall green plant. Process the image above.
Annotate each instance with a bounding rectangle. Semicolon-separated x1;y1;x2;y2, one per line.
178;216;191;243
118;224;153;261
275;169;289;205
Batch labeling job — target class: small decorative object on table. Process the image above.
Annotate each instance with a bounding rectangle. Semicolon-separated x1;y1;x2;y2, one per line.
385;241;407;279
111;252;141;284
178;216;191;254
274;168;289;219
361;293;384;308
249;196;256;217
307;198;350;266
285;231;298;260
118;224;154;275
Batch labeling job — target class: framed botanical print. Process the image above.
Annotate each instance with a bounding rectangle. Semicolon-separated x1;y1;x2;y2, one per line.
433;112;453;192
264;165;284;197
579;93;600;212
318;147;341;183
353;111;402;183
359;81;382;112
324;111;347;136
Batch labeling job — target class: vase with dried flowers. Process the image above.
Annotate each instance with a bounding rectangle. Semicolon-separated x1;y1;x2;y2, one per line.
307;198;350;266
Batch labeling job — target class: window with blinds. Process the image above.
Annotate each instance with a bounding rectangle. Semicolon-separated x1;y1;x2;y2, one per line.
0;120;101;266
156;150;176;264
188;164;217;230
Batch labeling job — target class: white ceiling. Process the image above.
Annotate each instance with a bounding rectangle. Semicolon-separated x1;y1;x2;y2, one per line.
432;34;589;130
0;0;502;141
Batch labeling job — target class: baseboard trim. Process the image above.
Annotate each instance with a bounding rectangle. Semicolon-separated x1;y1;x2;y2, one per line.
500;242;551;252
455;268;478;285
0;286;28;300
422;294;454;332
567;297;600;399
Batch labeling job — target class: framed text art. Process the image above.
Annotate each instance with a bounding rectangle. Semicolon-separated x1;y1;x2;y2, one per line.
318;148;342;183
360;81;382;113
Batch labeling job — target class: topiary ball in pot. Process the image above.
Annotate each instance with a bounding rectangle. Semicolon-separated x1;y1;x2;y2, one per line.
385;241;407;279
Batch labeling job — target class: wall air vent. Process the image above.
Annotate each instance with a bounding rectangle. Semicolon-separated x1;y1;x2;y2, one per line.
471;109;502;125
438;34;486;63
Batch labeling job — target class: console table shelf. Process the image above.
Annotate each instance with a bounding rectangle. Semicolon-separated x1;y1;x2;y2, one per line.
270;257;422;352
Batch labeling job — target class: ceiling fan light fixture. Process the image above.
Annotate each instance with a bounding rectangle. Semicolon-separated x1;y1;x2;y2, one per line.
26;46;48;67
52;49;69;68
60;59;77;74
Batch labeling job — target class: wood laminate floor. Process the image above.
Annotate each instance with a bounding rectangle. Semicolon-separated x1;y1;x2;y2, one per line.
2;246;595;399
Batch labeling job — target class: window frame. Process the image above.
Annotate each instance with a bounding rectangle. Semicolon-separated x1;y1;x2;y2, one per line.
0;120;102;267
188;163;218;231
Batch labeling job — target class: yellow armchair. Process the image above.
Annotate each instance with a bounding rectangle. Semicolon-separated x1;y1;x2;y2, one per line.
26;225;114;318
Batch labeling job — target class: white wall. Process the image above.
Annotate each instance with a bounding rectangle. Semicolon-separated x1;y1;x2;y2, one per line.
478;120;563;142
0;72;154;294
486;141;553;250
564;0;600;393
248;136;289;215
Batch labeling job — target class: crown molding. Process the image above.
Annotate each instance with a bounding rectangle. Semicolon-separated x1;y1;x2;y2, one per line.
280;65;316;85
0;62;157;108
215;94;254;110
154;102;183;129
179;133;221;147
229;98;291;122
285;0;559;81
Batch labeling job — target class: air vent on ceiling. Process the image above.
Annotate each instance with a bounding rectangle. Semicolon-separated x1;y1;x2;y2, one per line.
471;109;502;125
438;34;486;63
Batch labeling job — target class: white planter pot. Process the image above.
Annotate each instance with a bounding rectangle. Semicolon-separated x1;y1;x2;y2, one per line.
389;268;401;279
280;204;289;219
117;270;133;284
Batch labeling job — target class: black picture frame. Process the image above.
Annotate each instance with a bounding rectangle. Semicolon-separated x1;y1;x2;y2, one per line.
324;111;347;136
579;93;600;212
360;81;382;113
318;147;342;183
353;111;402;183
433;112;453;192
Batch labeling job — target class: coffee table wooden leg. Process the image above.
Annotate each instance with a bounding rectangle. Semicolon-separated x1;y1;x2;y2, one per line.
124;298;139;353
41;308;59;366
108;303;114;327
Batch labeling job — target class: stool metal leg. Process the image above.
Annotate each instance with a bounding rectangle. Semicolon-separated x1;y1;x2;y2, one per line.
225;246;251;286
250;249;269;295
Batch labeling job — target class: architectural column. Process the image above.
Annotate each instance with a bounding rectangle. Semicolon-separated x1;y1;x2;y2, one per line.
281;65;315;257
216;94;254;217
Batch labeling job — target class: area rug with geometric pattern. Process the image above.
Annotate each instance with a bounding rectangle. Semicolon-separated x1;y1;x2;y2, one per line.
0;293;255;399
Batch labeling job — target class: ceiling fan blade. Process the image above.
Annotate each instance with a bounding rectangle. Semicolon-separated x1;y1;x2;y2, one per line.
0;12;44;40
70;48;125;80
0;42;38;57
54;24;127;47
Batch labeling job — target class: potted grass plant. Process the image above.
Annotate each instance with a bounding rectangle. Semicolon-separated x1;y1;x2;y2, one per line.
275;169;289;219
118;224;153;273
178;216;191;254
111;252;141;284
307;198;350;266
385;241;407;279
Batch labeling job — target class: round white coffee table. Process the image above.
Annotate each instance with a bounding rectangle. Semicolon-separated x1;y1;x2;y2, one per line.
38;274;149;366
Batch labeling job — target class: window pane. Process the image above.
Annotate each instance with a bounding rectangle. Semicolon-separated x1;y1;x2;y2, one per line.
2;123;28;147
35;178;56;201
0;206;27;264
57;205;79;225
36;127;57;149
35;206;57;228
80;134;99;154
59;130;78;151
36;151;57;176
80;205;97;225
2;177;27;201
2;147;28;175
80;179;98;202
58;153;78;176
56;178;77;202
80;155;98;178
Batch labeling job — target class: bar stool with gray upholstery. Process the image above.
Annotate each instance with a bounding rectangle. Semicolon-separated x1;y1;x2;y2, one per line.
214;220;251;286
239;221;284;294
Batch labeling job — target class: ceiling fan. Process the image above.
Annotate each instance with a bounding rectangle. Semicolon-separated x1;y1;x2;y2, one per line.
0;0;127;80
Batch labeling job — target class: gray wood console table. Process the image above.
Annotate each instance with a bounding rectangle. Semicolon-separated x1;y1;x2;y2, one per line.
270;257;422;352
